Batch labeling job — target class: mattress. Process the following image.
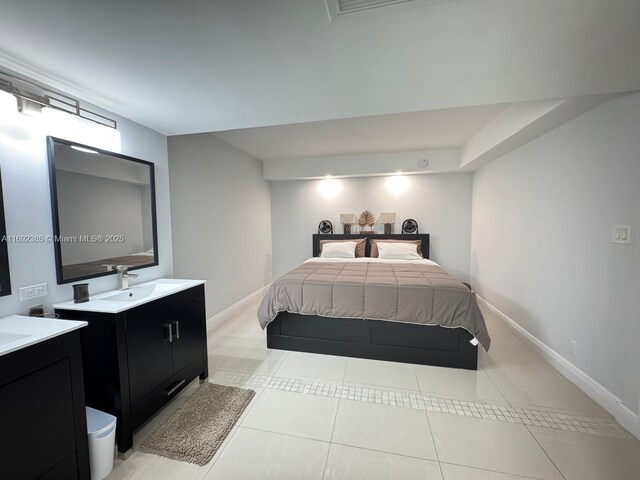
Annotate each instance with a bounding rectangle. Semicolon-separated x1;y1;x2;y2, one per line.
258;258;491;350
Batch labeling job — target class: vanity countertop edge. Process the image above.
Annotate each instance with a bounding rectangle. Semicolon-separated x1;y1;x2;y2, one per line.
0;315;88;357
53;278;206;314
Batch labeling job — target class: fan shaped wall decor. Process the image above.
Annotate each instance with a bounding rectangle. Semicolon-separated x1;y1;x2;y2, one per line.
358;210;375;233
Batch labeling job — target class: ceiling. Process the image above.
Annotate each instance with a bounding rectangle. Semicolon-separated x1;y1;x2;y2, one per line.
215;103;506;160
1;0;639;136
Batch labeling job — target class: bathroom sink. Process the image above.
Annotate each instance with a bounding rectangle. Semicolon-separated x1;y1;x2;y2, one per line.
53;278;206;314
0;315;87;356
103;282;184;302
0;331;30;347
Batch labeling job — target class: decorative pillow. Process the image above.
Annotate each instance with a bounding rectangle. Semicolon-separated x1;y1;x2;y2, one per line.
377;242;423;260
370;239;423;258
320;241;358;258
319;238;366;257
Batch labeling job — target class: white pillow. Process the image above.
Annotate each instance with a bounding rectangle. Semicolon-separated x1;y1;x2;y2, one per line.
377;242;423;260
320;241;357;258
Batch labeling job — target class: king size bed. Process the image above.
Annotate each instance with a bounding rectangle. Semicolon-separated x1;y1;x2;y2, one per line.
258;234;490;370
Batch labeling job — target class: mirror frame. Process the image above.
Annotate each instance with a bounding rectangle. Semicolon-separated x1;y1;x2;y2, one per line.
0;167;10;297
47;136;159;284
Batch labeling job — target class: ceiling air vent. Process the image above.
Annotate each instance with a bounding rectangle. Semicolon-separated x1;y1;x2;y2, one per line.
325;0;414;20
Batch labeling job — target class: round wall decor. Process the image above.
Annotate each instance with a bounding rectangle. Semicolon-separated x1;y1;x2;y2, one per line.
318;220;333;234
402;218;419;234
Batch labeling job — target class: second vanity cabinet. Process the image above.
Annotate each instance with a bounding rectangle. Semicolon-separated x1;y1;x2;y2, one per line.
55;283;208;455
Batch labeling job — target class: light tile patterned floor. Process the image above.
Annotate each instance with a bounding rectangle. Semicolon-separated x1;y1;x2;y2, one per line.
107;295;640;480
211;368;632;439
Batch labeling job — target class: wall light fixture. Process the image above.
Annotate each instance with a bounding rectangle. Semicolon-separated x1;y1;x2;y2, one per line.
318;176;342;199
385;173;410;196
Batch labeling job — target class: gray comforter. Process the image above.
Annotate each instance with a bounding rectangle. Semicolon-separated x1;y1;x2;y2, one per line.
258;260;491;350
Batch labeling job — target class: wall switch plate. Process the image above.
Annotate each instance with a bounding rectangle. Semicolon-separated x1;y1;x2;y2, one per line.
19;283;49;302
569;340;577;356
612;225;631;244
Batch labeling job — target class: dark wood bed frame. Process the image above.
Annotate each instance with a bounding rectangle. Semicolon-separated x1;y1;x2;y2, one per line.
266;234;478;370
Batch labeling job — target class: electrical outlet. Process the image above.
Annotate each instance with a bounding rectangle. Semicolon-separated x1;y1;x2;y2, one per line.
19;283;49;302
569;340;577;356
612;225;631;244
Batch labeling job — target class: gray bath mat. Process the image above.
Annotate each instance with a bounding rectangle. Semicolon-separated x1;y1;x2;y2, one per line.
139;382;255;465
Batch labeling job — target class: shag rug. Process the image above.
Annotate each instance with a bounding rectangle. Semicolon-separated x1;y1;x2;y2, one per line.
139;383;255;465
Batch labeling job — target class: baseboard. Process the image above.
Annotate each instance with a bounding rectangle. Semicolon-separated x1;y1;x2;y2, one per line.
476;295;639;439
206;284;271;331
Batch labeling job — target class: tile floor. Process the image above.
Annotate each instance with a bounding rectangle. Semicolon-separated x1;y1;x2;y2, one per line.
107;296;640;480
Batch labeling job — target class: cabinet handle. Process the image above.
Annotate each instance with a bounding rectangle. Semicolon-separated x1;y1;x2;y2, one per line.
164;323;173;343
165;379;186;396
173;320;180;339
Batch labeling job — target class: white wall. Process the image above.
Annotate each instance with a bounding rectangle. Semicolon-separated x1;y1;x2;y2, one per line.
0;103;172;318
168;134;272;319
270;174;472;281
471;93;640;415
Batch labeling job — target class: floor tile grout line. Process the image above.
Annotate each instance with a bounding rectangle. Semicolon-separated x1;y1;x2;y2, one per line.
322;398;342;480
438;460;547;480
415;366;445;479
238;425;442;466
238;424;441;464
523;425;568;480
328;440;439;463
480;363;513;408
239;424;331;444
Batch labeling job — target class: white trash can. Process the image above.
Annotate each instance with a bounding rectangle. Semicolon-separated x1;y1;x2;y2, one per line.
86;407;117;480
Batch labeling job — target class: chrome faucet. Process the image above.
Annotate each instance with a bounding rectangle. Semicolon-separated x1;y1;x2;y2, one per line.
106;265;139;290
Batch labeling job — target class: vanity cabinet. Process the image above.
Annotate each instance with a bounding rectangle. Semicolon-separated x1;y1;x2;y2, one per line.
0;331;90;480
55;284;208;455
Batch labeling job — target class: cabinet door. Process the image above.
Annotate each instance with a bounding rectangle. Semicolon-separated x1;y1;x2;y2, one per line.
126;306;174;404
0;360;77;480
170;300;206;373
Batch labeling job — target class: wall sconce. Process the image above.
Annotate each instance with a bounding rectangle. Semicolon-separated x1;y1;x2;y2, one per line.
385;173;410;196
41;107;121;152
340;213;355;234
318;176;342;199
0;70;118;129
0;90;17;114
378;212;396;234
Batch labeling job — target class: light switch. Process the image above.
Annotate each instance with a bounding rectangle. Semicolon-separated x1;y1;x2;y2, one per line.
612;225;631;244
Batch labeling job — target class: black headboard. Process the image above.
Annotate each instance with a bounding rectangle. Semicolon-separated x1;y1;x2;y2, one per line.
312;234;430;259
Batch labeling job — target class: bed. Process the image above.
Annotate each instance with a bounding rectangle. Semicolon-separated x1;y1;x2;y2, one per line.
258;234;489;370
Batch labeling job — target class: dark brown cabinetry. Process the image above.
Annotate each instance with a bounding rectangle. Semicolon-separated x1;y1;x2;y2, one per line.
56;284;208;454
0;331;90;480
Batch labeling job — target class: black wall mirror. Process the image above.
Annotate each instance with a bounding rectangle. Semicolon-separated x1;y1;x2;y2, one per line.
47;137;159;284
0;168;11;297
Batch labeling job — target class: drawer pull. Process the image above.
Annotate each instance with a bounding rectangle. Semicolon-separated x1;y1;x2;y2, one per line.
165;379;186;396
164;323;173;342
172;320;180;340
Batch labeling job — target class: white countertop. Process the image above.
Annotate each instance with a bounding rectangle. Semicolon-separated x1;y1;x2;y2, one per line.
0;315;87;357
53;278;206;314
